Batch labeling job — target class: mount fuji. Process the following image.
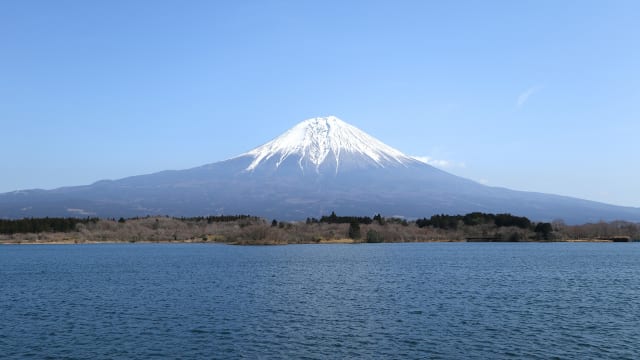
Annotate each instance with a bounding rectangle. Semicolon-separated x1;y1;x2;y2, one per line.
2;116;639;224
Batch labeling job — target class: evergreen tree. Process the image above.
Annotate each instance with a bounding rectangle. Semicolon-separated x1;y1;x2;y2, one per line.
348;221;361;239
534;222;553;240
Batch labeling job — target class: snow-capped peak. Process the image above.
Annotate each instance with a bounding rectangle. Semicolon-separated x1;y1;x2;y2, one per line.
242;116;416;173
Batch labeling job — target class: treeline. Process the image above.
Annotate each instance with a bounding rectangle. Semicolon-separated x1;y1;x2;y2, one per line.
0;217;99;235
307;213;397;226
119;215;257;224
0;215;257;235
1;212;638;243
416;212;532;230
177;215;258;223
312;211;374;224
0;212;535;235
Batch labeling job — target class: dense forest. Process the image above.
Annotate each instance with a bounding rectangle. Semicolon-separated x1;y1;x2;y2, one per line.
1;212;638;245
0;217;100;235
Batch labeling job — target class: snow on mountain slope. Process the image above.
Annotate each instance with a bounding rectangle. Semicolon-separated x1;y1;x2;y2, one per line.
242;116;416;173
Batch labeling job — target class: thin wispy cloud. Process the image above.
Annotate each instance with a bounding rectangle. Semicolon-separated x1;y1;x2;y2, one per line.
412;156;465;169
517;85;542;108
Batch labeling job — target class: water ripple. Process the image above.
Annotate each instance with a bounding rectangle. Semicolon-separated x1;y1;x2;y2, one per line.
1;243;639;359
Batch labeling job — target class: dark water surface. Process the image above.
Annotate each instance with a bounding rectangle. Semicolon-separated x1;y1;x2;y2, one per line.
1;243;639;359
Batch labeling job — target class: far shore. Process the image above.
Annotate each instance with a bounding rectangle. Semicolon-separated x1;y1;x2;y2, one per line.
0;238;627;245
2;214;637;246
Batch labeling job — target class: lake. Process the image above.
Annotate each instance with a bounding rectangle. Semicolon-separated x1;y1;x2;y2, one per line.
1;243;639;359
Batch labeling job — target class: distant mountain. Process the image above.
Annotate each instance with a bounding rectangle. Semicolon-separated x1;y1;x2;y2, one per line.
1;116;639;224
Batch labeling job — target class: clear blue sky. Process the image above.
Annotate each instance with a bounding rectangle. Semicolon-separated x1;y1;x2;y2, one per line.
2;1;639;207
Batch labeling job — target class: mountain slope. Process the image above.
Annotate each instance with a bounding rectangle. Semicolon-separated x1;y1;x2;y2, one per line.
1;116;639;224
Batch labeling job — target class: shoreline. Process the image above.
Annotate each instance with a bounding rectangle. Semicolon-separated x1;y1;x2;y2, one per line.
0;238;626;245
2;215;636;246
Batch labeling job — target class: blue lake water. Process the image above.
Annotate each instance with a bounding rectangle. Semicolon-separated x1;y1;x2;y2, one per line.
1;243;639;359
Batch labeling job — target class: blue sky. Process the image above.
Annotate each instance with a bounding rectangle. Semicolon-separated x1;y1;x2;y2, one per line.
2;1;639;207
